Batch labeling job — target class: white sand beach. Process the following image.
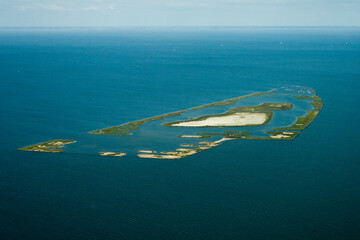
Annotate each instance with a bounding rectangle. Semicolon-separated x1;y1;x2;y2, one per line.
171;112;268;127
100;152;126;157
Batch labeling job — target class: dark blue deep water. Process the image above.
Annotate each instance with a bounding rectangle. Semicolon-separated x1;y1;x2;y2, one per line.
0;27;359;239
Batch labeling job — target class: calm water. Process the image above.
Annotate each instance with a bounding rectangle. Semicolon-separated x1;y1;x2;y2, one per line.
0;27;359;239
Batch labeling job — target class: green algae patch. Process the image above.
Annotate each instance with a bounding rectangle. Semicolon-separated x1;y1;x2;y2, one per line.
274;111;319;131
231;103;293;111
19;140;77;153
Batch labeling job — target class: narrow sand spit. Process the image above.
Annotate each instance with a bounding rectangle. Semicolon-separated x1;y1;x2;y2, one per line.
176;148;190;152
215;137;234;143
100;152;126;157
179;135;203;138
270;134;290;139
101;152;114;156
138;154;181;159
172;112;268;127
139;150;157;153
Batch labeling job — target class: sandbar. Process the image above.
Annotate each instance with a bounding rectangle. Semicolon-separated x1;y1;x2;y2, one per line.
170;112;270;127
100;152;126;157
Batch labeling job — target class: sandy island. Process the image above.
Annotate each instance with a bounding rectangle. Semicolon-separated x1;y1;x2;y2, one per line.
139;150;157;153
137;140;225;159
179;135;204;138
170;112;270;127
100;152;126;157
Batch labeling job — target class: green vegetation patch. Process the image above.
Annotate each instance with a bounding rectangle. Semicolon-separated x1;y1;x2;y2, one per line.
125;110;186;127
197;132;251;137
190;92;277;110
90;111;186;135
196;133;228;136
295;95;322;101
90;126;137;135
228;92;274;102
19;139;77;153
191;101;235;110
274;111;319;131
181;144;200;148
231;103;293;111
311;101;324;110
235;132;300;140
223;131;252;134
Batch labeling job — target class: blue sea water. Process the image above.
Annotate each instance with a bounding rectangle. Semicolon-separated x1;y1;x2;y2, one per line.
0;27;359;239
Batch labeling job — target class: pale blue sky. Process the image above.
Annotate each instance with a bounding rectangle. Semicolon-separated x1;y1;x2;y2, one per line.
1;0;359;26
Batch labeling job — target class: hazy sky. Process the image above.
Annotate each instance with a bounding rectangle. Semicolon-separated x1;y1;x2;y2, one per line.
1;0;359;27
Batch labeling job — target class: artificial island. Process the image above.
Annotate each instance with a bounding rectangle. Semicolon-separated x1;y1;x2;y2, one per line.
19;86;323;159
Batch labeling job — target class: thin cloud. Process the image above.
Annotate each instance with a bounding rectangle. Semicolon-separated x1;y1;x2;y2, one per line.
38;4;66;11
84;6;97;11
15;4;66;11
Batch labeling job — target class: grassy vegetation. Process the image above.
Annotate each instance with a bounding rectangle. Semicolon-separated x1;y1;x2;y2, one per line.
189;91;277;110
231;103;293;111
236;132;300;140
295;95;322;101
197;132;251;137
274;111;319;131
311;101;324;110
181;144;200;147
191;101;235;110
90;126;137;135
228;92;274;102
196;133;228;136
90;110;186;135
225;133;251;137
223;131;252;134
125;110;186;127
164;111;273;127
19;140;76;152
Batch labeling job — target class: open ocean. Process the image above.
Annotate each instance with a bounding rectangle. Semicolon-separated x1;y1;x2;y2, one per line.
0;27;359;239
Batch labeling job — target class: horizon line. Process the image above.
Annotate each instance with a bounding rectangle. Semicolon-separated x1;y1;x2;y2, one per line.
1;25;359;28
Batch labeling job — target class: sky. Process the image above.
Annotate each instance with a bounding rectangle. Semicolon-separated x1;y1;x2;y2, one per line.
0;0;359;27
